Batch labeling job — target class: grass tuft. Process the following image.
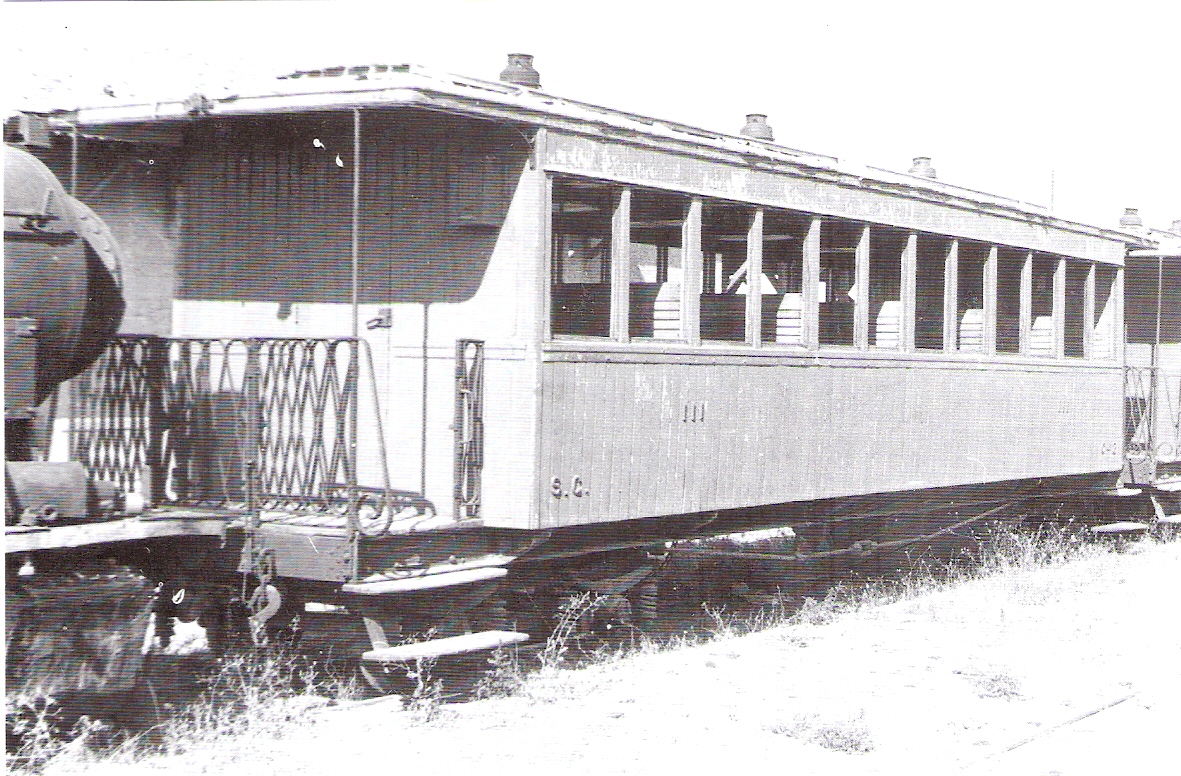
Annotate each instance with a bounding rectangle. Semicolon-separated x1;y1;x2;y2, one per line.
770;710;875;753
6;648;359;774
10;522;1174;771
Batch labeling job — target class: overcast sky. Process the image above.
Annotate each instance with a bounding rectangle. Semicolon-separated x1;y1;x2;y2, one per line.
6;0;1178;232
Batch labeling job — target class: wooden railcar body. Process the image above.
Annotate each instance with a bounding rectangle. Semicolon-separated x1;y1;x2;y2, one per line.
54;64;1136;549
12;61;1170;677
1124;238;1181;485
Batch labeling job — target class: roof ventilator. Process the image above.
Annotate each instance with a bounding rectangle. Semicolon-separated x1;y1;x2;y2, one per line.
740;113;774;141
908;156;937;179
499;53;541;89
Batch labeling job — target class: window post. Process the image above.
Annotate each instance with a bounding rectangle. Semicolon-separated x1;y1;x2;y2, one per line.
1019;251;1032;354
943;239;959;353
542;174;554;341
683;198;703;345
984;246;998;356
901;233;917;352
1083;261;1096;359
802;217;821;350
1114;266;1125;365
745;208;764;347
610;187;631;342
854;225;871;350
1053;256;1066;358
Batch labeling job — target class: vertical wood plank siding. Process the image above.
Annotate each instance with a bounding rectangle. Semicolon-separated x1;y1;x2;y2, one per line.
179;112;530;304
40;138;178;335
538;358;1123;526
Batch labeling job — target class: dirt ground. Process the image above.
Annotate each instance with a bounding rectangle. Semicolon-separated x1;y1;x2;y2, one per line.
48;537;1181;776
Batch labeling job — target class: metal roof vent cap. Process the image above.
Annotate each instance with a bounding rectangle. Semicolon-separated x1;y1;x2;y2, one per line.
908;156;937;179
500;54;541;89
740;114;774;141
1120;208;1144;228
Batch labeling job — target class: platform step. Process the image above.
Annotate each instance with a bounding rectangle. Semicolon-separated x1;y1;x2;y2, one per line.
1090;521;1149;536
1157;514;1181;525
362;630;530;662
342;566;507;595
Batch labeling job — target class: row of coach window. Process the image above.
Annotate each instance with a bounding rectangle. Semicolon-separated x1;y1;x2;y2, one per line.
550;177;1120;359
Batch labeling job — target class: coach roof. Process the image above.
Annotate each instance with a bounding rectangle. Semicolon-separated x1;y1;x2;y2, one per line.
27;61;1151;251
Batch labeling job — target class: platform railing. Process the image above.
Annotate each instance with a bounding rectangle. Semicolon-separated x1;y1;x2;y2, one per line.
69;337;373;512
1123;364;1181;482
1124;365;1155;466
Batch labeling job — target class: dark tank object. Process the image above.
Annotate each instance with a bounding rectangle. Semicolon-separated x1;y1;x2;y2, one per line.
4;143;124;459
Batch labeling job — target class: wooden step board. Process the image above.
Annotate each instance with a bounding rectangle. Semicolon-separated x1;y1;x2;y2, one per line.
342;566;507;595
1090;521;1149;536
362;630;530;662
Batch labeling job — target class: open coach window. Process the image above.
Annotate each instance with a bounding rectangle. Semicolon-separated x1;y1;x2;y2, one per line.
914;234;947;351
1030;255;1057;356
551;180;615;337
630;190;688;340
1093;263;1119;359
700;202;755;343
956;241;989;353
995;249;1025;355
761;210;809;346
867;226;908;350
1064;259;1089;358
819;219;862;346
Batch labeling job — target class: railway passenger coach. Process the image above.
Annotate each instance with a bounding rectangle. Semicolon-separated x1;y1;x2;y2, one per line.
5;56;1163;684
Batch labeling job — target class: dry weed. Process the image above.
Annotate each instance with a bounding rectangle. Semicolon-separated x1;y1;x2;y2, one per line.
6;648;358;774
954;668;1023;700
770;710;875;753
402;657;444;724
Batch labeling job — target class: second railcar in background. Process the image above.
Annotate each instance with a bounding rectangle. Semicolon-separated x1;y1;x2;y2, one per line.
8;55;1166;675
1122;218;1181;510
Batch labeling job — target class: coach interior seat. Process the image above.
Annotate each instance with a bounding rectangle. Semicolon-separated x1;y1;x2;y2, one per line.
875;300;902;349
1093;299;1116;358
776;293;803;345
959;308;984;353
1029;316;1054;356
653;282;681;340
